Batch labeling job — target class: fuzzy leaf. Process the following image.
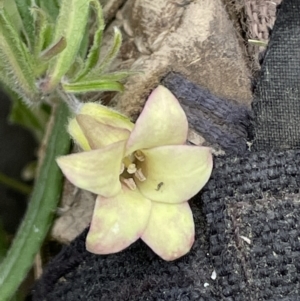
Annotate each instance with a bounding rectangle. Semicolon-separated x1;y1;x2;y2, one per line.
36;0;60;21
0;6;37;103
82;71;135;83
15;0;35;49
31;6;50;59
44;0;91;92
77;22;89;60
62;79;124;93
40;36;67;61
87;27;122;77
74;0;105;81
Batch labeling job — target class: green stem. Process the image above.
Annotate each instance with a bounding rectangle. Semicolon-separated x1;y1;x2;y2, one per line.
0;101;70;301
0;172;32;195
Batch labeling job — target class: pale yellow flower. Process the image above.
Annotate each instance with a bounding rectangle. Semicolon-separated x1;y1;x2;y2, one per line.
57;85;213;261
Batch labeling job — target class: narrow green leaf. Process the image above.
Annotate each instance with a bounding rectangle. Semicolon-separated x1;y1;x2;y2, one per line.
65;56;84;79
31;6;53;77
42;23;55;50
82;71;136;82
14;0;35;49
77;20;89;59
0;7;38;103
94;26;122;74
3;0;22;31
62;79;124;93
44;0;91;92
36;0;60;22
40;36;67;61
0;172;32;195
31;6;50;58
0;101;71;301
73;0;105;81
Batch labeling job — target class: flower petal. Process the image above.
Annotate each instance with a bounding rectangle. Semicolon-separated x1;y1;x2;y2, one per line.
68;103;134;151
136;145;213;203
126;86;188;154
80;102;134;131
86;187;151;254
68;118;91;151
76;114;130;149
141;202;194;261
56;140;125;197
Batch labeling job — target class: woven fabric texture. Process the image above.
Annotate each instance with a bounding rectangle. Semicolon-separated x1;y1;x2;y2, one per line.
202;150;300;300
162;73;251;155
32;0;300;300
33;202;217;301
33;150;300;301
252;0;300;151
223;0;282;72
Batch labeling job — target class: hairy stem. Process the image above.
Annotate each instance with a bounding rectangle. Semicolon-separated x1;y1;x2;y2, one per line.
0;101;70;301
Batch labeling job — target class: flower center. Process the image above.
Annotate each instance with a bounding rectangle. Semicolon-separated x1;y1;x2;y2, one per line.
120;150;146;190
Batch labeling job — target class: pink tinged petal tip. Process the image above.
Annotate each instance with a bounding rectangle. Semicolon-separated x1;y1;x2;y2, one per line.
76;114;131;149
141;202;195;261
136;145;213;204
126;85;188;155
86;187;152;254
56;140;126;197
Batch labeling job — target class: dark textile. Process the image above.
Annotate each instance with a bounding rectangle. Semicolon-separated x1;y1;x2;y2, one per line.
252;0;300;151
32;0;300;300
162;73;251;155
32;203;216;301
33;150;300;301
202;150;300;300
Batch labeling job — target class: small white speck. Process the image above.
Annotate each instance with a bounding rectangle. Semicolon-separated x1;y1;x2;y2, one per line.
246;141;253;151
211;270;217;280
111;223;120;234
204;283;209;287
240;236;251;245
33;226;39;233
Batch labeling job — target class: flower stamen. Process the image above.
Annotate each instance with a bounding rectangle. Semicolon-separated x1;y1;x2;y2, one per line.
122;178;137;190
135;168;146;181
134;150;145;161
127;163;137;174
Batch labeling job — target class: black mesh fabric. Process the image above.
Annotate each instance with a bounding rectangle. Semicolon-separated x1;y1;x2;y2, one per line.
162;73;251;155
32;0;300;300
252;0;300;151
32;202;217;301
202;150;300;300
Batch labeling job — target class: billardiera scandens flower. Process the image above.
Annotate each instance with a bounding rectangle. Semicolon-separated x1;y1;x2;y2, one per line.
56;85;213;261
